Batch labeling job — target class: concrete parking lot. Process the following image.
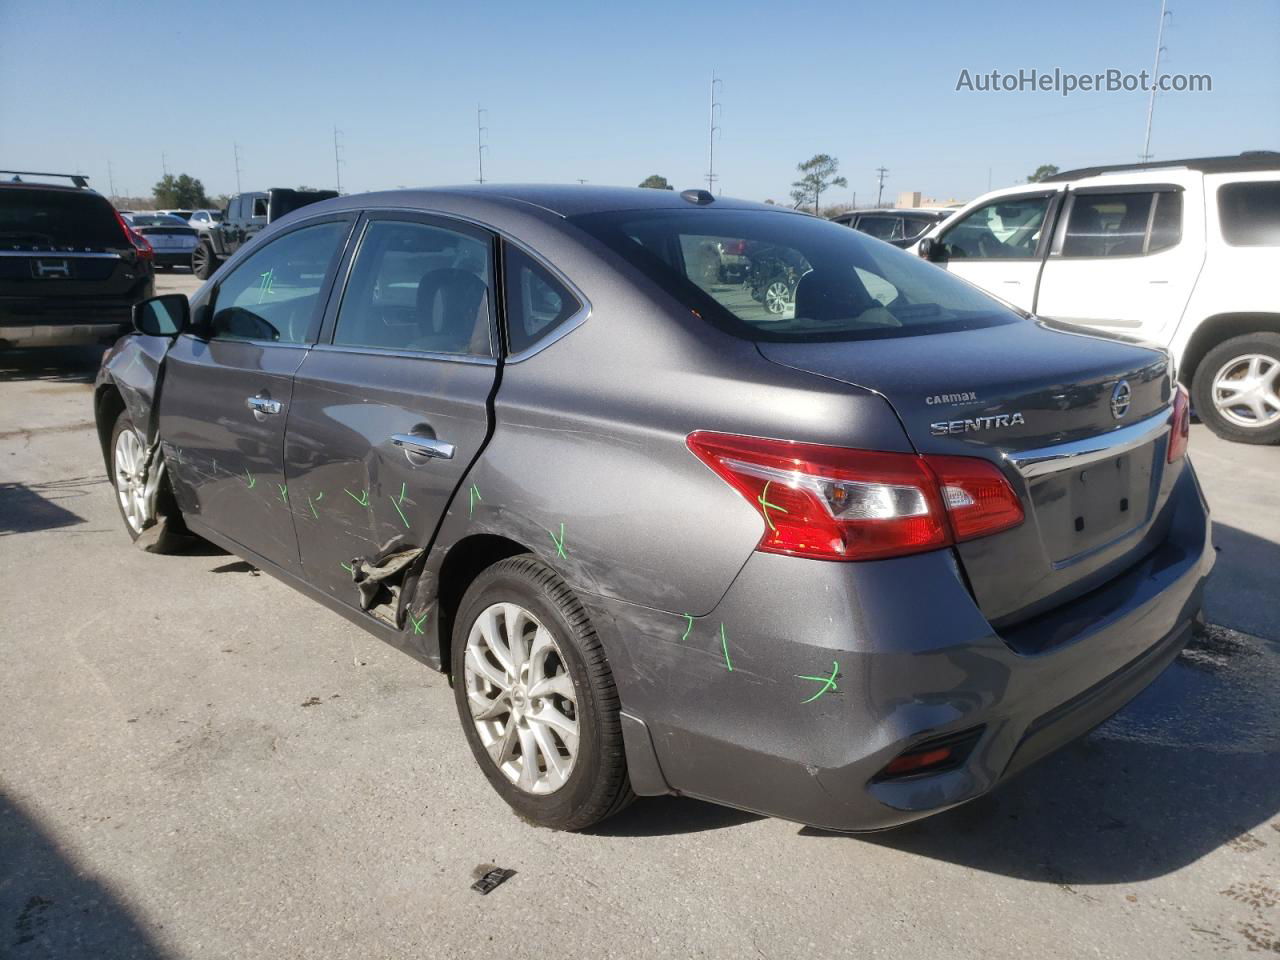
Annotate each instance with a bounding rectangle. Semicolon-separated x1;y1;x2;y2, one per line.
1;281;1278;958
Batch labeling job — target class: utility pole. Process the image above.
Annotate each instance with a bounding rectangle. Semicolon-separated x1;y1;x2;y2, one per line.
333;126;344;194
707;71;722;194
576;178;588;184
233;143;243;194
107;160;117;200
161;152;169;178
875;166;889;206
1140;0;1171;162
476;106;488;184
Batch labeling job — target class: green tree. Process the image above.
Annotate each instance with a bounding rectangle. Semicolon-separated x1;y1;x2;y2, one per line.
790;154;847;214
1026;164;1060;183
638;174;673;190
152;173;209;208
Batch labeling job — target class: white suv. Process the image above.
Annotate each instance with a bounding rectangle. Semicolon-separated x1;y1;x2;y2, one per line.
913;151;1280;444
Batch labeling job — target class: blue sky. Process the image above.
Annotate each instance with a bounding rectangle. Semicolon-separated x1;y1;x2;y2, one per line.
2;0;1276;205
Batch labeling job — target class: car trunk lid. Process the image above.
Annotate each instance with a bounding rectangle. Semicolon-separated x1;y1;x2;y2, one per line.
757;319;1176;625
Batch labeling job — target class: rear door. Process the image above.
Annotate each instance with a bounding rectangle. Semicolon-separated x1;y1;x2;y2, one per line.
159;215;354;572
283;212;499;617
1034;176;1204;345
929;189;1062;311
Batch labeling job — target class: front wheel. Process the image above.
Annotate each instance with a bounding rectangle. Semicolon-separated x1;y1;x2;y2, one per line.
1191;333;1280;444
763;278;792;316
452;556;634;830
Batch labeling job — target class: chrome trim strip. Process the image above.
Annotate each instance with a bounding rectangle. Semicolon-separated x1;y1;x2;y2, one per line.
309;342;497;366
0;250;123;259
1007;407;1171;479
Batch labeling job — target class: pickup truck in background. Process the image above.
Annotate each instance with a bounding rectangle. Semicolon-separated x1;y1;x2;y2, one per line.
911;151;1280;444
191;188;338;279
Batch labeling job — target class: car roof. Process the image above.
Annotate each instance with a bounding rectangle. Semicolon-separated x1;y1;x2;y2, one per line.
318;184;793;219
1044;151;1280;182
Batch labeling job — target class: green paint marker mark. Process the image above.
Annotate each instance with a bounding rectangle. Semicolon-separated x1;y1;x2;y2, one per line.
468;483;482;517
243;468;256;489
796;661;840;704
257;268;275;303
277;483;288;503
720;623;733;672
757;480;788;533
549;523;567;559
344;488;369;507
681;614;694;643
409;610;428;635
390;494;410;528
340;561;355;575
307;494;320;519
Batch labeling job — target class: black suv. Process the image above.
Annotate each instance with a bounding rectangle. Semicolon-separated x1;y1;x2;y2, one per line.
192;188;338;279
0;172;154;349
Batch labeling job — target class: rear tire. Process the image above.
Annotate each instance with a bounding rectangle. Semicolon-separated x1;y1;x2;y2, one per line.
191;242;217;280
1191;333;1280;445
451;556;634;830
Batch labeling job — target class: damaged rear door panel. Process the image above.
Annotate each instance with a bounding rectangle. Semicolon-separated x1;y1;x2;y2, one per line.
283;213;501;628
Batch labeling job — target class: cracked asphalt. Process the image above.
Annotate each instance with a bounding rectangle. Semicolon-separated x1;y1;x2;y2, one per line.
2;273;1278;958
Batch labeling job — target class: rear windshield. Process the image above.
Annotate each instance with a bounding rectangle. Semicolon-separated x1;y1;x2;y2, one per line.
129;214;188;227
0;188;125;250
569;208;1020;342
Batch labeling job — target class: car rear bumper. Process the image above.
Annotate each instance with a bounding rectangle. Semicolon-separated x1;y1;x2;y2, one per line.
154;251;194;267
585;460;1213;831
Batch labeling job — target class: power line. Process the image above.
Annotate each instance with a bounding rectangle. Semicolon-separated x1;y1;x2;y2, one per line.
1140;0;1171;162
875;166;889;206
476;105;488;184
706;71;722;194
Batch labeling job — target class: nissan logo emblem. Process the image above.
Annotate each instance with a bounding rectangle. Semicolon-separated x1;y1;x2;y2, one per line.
1111;380;1132;420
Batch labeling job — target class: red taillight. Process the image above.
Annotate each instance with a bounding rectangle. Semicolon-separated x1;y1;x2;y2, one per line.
686;432;1024;562
114;211;154;261
1168;384;1190;463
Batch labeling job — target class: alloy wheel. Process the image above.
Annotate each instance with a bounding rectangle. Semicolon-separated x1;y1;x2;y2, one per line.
1211;353;1280;429
463;602;579;795
764;279;791;315
113;427;147;534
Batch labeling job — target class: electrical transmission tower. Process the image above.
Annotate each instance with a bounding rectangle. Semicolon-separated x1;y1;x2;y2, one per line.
333;126;344;194
476;106;488;184
233;143;243;194
707;72;722;194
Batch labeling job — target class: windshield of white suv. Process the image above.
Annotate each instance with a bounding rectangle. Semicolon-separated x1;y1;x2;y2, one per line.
570;208;1021;342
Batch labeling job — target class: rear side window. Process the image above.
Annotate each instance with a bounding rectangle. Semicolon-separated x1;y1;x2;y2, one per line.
210;220;349;344
1062;193;1155;257
0;188;124;250
855;216;905;242
504;245;581;354
1218;182;1280;246
251;197;269;218
333;219;493;356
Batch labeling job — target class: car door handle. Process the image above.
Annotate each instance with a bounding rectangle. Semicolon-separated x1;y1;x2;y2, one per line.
246;395;282;416
391;434;455;460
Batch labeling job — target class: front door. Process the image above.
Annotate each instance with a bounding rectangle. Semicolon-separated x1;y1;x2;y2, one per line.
284;214;500;613
931;190;1061;312
159;217;354;572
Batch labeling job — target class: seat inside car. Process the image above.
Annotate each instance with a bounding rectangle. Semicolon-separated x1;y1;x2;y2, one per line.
411;268;490;355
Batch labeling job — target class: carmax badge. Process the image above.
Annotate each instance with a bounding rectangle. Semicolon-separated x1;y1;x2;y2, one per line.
931;412;1026;436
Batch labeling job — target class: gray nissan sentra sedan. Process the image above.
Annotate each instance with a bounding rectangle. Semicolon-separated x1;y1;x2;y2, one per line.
94;185;1212;832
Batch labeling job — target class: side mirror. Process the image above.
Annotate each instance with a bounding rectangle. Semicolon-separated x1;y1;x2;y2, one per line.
918;237;948;263
133;294;189;337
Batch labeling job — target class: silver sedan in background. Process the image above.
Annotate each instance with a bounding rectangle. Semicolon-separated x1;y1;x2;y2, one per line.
121;213;199;271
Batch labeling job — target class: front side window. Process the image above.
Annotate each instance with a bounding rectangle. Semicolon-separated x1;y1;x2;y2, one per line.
504;245;581;354
940;195;1051;259
210;220;349;343
1218;182;1280;246
1061;192;1155;257
569;208;1019;343
332;219;493;356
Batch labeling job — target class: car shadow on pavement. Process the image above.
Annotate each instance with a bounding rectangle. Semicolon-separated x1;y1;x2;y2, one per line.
0;790;169;958
0;481;87;535
0;345;106;384
589;795;763;837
